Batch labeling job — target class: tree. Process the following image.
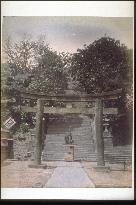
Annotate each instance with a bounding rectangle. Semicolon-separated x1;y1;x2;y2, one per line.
28;38;68;94
2;36;37;132
71;36;131;94
3;36;69;133
4;36;36;82
71;36;133;145
1;63;11;125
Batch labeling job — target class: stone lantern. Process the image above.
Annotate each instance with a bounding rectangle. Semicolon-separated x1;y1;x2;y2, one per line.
103;118;113;151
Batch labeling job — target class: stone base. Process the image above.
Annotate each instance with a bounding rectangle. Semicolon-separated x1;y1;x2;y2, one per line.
64;154;73;161
93;165;110;172
28;164;47;169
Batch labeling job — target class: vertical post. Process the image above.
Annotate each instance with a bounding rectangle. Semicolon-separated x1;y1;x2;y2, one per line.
95;98;105;166
34;99;44;165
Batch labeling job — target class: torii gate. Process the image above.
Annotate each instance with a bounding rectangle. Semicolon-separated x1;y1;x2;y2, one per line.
19;89;122;169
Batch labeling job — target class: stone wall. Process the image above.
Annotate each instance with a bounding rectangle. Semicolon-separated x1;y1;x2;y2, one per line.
13;130;36;160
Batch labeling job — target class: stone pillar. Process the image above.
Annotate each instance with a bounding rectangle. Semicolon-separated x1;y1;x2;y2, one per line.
64;144;75;161
29;99;46;168
95;98;105;166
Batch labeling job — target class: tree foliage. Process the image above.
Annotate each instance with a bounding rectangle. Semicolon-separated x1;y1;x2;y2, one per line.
71;36;133;143
2;36;69;133
28;39;68;94
71;36;132;94
2;35;133;139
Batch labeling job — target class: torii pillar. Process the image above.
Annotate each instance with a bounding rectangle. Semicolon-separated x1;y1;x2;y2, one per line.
29;99;46;168
94;98;110;171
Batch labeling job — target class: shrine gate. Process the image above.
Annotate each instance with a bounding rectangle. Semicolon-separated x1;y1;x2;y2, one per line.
19;88;122;169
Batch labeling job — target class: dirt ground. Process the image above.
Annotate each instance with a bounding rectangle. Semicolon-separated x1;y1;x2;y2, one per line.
1;160;54;188
82;161;132;188
1;160;132;188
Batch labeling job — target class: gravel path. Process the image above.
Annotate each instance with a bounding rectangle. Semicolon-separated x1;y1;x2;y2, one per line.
44;162;95;188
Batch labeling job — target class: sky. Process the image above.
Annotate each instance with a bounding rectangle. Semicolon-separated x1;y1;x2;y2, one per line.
2;16;133;54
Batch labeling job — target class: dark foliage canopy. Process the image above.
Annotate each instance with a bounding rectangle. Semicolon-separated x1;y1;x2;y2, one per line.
71;36;132;94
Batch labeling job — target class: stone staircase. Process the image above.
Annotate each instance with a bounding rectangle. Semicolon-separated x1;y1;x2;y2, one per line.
43;114;95;161
42;114;132;163
104;145;132;163
13;114;132;164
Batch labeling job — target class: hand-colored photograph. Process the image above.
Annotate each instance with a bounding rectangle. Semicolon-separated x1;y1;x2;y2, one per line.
1;6;133;199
